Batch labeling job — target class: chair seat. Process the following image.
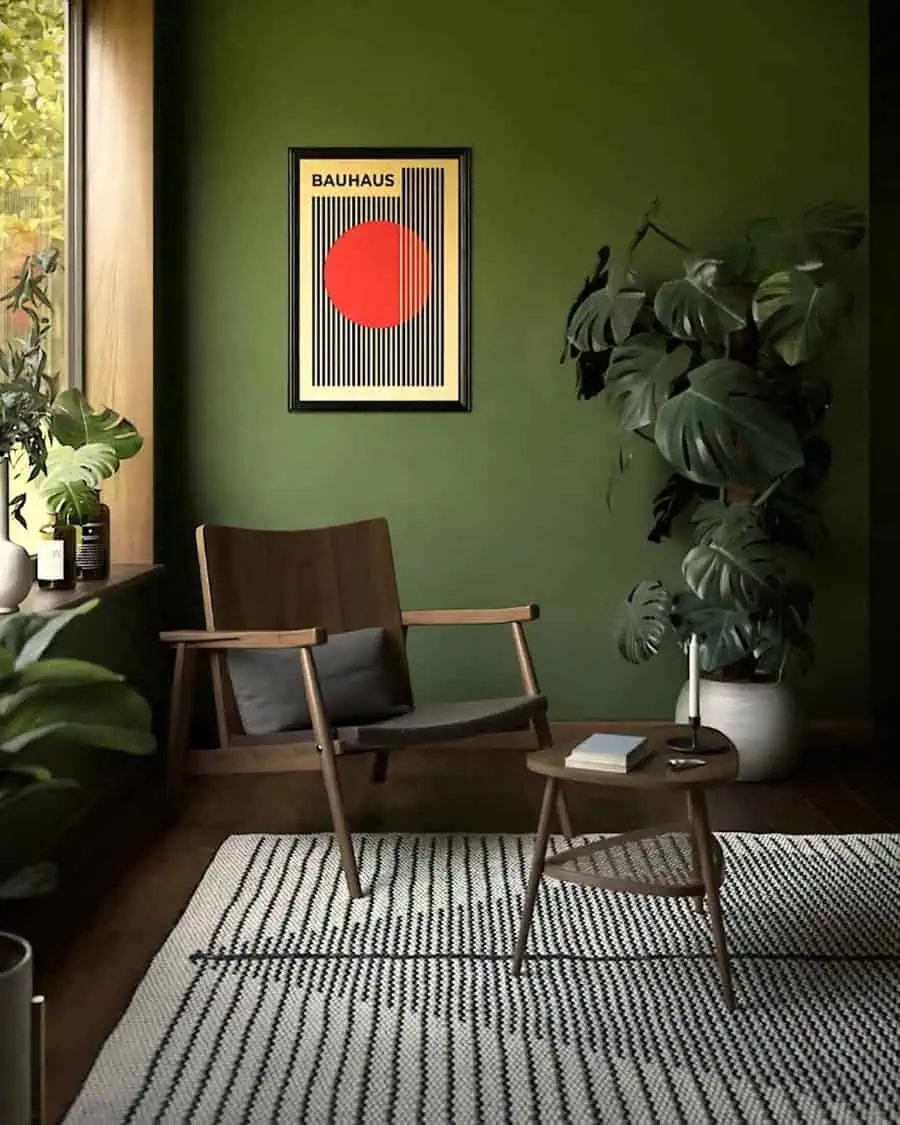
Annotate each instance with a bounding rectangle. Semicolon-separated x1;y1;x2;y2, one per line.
342;694;548;748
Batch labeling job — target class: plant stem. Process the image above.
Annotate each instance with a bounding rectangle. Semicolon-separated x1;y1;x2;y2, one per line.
626;198;662;261
753;474;787;509
647;221;694;254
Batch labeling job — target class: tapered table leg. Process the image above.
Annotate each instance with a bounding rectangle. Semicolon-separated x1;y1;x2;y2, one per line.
512;776;558;975
688;788;734;1010
555;787;573;838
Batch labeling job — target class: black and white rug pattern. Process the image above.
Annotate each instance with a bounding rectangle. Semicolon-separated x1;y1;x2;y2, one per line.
64;833;900;1124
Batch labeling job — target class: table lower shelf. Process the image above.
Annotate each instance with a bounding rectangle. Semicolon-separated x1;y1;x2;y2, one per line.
544;821;723;897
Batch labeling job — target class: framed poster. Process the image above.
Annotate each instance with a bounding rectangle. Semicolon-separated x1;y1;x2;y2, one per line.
288;146;471;412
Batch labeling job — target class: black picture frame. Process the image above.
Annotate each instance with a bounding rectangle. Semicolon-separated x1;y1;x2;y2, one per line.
288;146;472;412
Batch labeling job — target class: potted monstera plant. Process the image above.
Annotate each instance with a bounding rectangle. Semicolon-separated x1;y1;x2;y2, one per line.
0;598;155;1125
561;199;866;780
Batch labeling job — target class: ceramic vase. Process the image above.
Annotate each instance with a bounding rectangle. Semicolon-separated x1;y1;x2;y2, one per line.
0;458;34;614
0;932;33;1125
675;676;804;781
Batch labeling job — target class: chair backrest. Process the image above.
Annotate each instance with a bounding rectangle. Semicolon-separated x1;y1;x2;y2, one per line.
196;518;412;744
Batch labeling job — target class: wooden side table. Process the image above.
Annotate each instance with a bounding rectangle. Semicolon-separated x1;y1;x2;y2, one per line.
512;726;738;1010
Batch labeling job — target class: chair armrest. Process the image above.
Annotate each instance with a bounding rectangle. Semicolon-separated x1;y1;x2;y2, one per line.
401;605;539;626
159;627;327;649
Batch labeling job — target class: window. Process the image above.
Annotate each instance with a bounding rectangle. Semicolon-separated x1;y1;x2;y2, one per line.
0;0;82;553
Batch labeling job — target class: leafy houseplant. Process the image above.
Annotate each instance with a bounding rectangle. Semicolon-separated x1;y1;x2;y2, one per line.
0;598;155;901
0;249;60;522
0;250;60;612
39;387;143;524
0;598;154;1125
561;200;866;683
0;253;143;607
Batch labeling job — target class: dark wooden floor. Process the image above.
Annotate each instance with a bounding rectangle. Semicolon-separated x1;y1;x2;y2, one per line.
34;744;900;1124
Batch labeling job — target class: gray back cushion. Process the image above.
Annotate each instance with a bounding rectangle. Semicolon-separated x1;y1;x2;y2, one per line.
227;627;410;736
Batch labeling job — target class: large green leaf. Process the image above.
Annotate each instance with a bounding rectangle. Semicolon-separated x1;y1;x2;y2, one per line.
748;202;866;272
0;768;78;812
753;581;815;678
39;442;119;521
670;590;755;672
615;580;672;664
605;333;692;430
647;474;715;543
50;388;143;459
682;507;782;610
1;599;99;667
39;477;97;523
654;360;805;488
44;442;119;485
0;861;60;901
567;261;646;352
752;270;850;366
653;257;750;343
12;658;123;687
0;680;154;755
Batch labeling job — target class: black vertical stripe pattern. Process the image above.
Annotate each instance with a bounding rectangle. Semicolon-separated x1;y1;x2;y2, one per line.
63;832;900;1124
311;168;445;390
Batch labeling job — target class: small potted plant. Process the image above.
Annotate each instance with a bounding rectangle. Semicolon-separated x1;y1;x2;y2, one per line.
561;199;866;779
1;252;143;599
0;598;155;1125
0;250;60;612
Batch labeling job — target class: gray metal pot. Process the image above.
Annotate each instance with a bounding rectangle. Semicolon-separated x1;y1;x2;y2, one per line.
0;931;33;1125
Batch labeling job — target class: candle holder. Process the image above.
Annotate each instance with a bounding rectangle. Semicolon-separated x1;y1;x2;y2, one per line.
667;635;730;755
666;717;731;755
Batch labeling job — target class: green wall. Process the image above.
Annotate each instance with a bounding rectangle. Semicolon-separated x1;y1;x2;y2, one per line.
161;0;868;721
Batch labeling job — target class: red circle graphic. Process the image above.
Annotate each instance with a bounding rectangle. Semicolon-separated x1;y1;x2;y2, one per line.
323;220;432;329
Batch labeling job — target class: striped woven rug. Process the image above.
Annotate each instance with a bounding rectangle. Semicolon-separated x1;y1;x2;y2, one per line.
64;833;900;1124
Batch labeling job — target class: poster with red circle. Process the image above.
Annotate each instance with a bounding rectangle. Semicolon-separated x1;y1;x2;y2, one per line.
289;148;471;411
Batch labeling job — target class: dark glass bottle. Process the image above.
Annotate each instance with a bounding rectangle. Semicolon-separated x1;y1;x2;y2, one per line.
71;490;110;580
36;513;77;590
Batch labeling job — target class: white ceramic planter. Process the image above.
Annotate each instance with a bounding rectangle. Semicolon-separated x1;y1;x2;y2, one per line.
0;932;33;1125
675;676;804;781
0;458;34;614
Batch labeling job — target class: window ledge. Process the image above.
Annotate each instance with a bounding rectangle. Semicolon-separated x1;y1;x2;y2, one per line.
17;563;163;614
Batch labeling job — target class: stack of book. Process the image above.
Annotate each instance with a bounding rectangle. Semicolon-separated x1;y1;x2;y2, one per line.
564;732;652;773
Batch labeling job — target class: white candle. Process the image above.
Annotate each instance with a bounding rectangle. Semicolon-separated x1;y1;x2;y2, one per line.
688;634;700;720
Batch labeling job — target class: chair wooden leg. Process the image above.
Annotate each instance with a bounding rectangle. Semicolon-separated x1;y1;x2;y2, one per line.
166;643;197;814
688;788;734;1010
532;710;573;837
319;745;363;899
512;776;558;975
371;749;391;784
299;646;364;900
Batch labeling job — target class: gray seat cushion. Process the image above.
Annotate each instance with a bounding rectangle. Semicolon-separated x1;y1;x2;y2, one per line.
343;694;548;747
227;627;410;735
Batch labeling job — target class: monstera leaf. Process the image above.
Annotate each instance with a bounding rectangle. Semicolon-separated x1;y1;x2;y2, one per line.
654;360;805;488
38;443;117;522
605;333;692;430
647;473;715;543
753;270;850;366
567;260;646;352
561;245;611;362
752;581;815;678
682;505;782;611
747;202;866;273
615;580;672;664
670;590;755;672
653;257;750;343
50;388;143;460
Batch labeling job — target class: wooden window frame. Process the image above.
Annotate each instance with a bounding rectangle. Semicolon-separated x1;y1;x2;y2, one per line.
84;0;154;564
